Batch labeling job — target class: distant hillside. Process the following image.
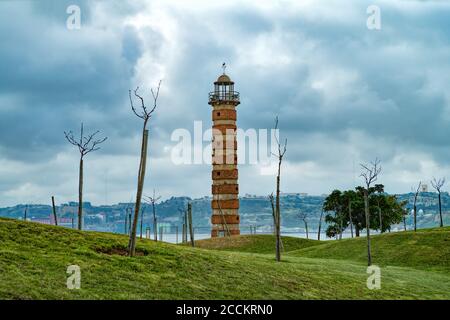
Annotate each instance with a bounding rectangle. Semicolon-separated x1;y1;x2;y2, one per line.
1;217;449;299
0;192;448;235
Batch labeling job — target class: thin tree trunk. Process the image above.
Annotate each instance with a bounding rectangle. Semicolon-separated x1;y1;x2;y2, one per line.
364;189;372;266
403;215;407;231
128;212;132;235
414;204;417;232
124;212;128;234
140;208;144;239
270;196;276;236
304;220;308;239
275;160;281;262
188;203;194;247
78;158;83;230
438;192;443;227
318;208;323;240
23;205;27;221
184;211;188;243
349;202;354;238
129;129;149;256
378;206;382;233
152;202;157;241
51;196;58;226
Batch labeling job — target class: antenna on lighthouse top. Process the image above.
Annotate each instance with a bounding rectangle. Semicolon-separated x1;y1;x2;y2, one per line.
222;62;226;74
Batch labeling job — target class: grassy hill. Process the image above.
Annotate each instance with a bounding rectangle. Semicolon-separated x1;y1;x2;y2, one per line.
0;218;449;299
194;234;321;253
287;228;450;273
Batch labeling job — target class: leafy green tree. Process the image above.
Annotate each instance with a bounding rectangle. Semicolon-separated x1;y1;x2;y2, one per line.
323;185;406;239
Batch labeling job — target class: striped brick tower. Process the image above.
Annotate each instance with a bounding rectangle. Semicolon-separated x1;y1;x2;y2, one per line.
208;71;240;237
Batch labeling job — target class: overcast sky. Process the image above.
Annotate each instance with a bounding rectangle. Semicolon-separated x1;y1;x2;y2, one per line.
1;0;450;206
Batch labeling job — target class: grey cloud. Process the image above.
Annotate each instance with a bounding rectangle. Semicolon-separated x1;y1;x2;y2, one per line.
1;0;450;205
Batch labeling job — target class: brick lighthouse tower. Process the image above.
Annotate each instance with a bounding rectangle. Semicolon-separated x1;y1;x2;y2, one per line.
209;66;240;237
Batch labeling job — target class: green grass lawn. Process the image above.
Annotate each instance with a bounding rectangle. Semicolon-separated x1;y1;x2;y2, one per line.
194;234;321;253
287;227;450;273
0;218;449;299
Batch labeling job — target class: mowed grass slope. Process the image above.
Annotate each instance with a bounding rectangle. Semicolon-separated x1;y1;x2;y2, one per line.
0;218;449;299
194;234;321;254
287;227;450;273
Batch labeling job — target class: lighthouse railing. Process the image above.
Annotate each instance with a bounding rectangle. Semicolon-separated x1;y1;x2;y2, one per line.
208;91;240;103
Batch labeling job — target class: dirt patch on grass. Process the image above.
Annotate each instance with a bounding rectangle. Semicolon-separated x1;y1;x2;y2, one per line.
95;246;148;256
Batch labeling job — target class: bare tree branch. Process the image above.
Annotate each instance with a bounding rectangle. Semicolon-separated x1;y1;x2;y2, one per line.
64;123;107;230
64;123;107;159
360;158;381;189
129;81;162;123
272;115;287;161
431;177;445;192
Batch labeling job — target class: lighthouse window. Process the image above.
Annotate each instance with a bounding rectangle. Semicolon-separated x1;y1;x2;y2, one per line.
217;172;220;176
217;112;220;116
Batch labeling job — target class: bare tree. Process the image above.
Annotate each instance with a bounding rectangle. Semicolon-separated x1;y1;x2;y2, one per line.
360;158;381;266
128;81;162;257
270;116;287;262
298;212;309;239
413;182;421;232
431;177;445;227
64;123;107;230
146;189;161;241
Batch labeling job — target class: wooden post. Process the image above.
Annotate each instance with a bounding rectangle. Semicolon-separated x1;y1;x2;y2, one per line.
184;211;188;243
176;226;178;244
182;223;186;243
124;212;128;234
78;158;83;230
140;207;144;239
188;203;194;247
128;212;132;235
23;205;28;221
72;212;75;229
51;196;58;226
129;129;149;256
348;201;354;238
304;219;308;239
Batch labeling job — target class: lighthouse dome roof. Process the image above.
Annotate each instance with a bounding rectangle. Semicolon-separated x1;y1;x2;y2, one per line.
215;74;234;84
